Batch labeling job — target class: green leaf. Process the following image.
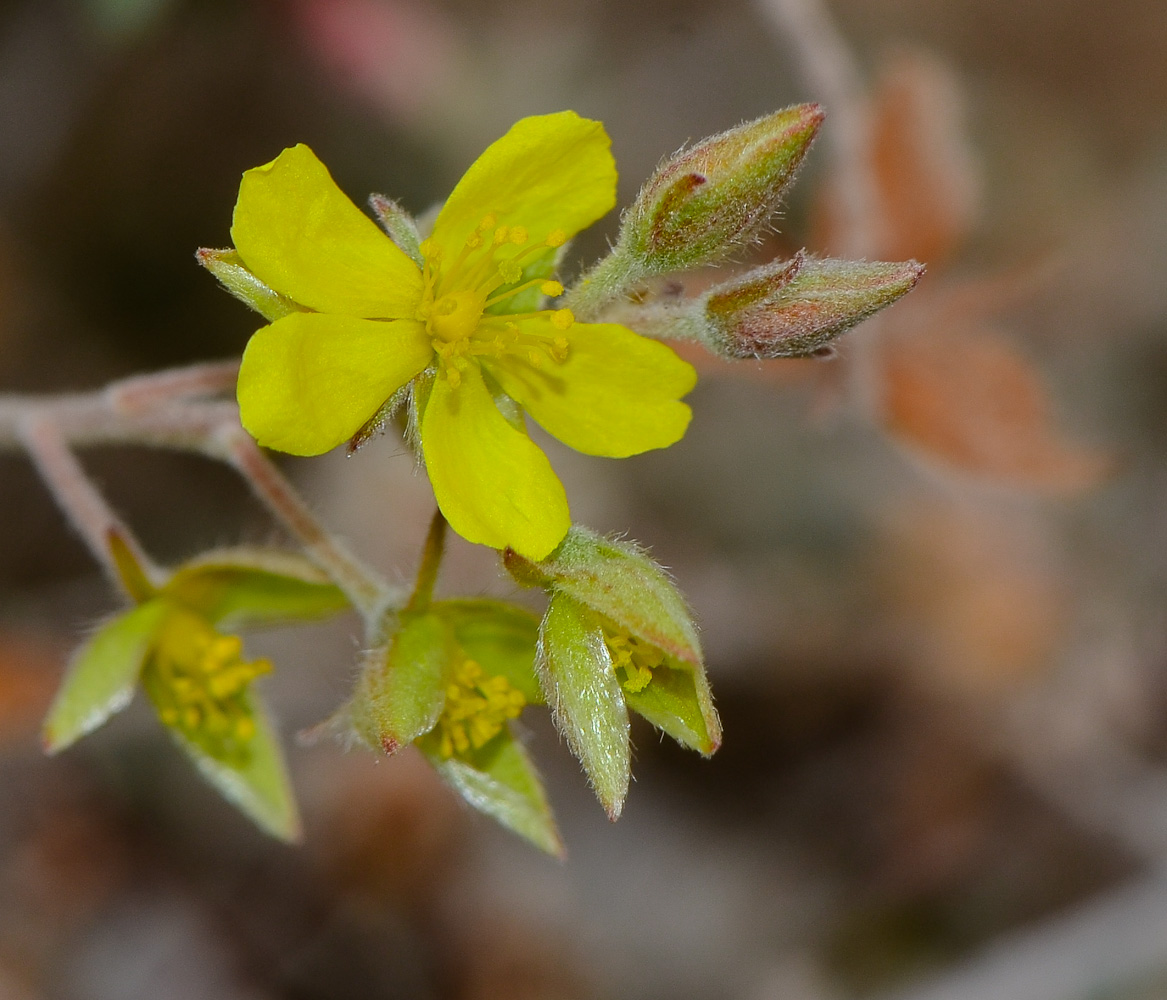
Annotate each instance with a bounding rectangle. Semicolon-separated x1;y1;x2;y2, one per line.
435;599;542;703
425;728;562;856
537;594;629;819
515;526;702;665
163;548;349;630
624;660;721;755
349;610;455;753
169;693;302;842
43;600;169;753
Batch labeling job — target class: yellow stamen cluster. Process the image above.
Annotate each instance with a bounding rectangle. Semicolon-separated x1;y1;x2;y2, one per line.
432;657;526;759
415;213;575;387
143;611;270;760
605;630;666;694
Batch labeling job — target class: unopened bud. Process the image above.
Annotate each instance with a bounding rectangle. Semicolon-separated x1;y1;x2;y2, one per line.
196;248;301;322
620;103;823;275
701;255;925;359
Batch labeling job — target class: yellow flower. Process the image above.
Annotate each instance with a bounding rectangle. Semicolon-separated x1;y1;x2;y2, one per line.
231;112;697;559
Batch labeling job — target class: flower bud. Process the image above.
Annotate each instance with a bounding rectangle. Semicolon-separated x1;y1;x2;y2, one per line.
618;103;823;275
195;248;302;322
701;254;925;359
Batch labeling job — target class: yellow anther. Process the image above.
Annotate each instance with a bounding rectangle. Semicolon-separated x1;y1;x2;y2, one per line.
493;226;510;245
478;213;497;231
540;280;564;297
497;258;523;284
464;231;483;250
419;238;442;262
528;350;544;368
622;661;654;693
604;629;665;694
551;308;574;330
430;657;527;760
545;229;566;248
144;610;267;762
509;226;528;245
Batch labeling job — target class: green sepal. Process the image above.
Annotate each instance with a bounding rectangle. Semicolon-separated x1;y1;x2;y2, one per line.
369;194;424;267
618;103;823;275
509;526;702;666
433;599;542;704
106;528;158;603
43;600;170;753
699;254;926;360
623;658;720;755
537;593;629;819
423;726;563;857
162;548;349;630
167;691;302;842
195;248;304;322
349;610;456;754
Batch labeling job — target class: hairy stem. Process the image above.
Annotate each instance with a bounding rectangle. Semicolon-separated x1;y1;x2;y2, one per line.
18;415;161;596
407;507;448;613
217;427;388;619
108;359;240;413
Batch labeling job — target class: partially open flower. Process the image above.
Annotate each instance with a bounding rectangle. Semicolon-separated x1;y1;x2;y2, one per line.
43;537;348;841
506;527;720;819
348;598;561;855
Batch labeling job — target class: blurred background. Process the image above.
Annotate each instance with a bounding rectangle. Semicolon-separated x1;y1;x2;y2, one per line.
2;0;1167;997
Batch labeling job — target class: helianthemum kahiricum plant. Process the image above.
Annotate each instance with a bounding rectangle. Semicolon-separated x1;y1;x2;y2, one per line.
224;111;697;560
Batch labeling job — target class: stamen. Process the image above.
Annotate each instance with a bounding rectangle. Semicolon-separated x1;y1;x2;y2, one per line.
509;226;528;245
604;629;665;694
551;308;574;330
483;276;560;309
498;259;523;284
430;658;526;760
545;229;567;248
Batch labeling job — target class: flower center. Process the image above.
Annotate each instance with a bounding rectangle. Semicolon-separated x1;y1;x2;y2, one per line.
142;609;270;760
429;657;526;759
416;215;576;388
429;289;485;343
604;628;666;693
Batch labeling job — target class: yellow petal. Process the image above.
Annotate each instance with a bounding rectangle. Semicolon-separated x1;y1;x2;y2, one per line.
238;313;432;456
430;112;616;254
484;320;696;457
421;364;570;559
231;144;423;318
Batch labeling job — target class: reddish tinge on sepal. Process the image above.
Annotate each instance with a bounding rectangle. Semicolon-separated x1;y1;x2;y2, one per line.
702;254;925;359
